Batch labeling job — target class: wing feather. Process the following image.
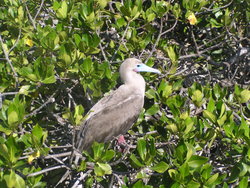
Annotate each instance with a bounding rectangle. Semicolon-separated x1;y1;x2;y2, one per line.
75;86;144;151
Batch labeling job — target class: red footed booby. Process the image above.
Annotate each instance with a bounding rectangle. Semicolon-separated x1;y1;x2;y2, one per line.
75;58;160;154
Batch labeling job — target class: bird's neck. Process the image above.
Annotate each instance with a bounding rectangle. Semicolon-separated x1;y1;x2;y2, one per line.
123;72;146;96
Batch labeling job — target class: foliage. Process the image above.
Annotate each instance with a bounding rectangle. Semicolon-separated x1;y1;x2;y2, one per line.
0;0;249;187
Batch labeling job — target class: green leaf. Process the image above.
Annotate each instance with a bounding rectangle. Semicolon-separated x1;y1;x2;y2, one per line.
80;58;93;74
239;118;249;138
223;8;231;26
130;154;144;168
17;6;24;21
166;46;177;63
94;165;104;176
166;123;178;133
188;155;208;168
218;101;226;118
203;110;216;124
162;85;172;98
19;85;32;95
145;104;159;116
101;150;115;162
132;180;152;188
210;18;223;28
8;110;19;126
95;162;112;176
32;124;43;142
58;45;71;66
74;34;82;46
239;176;248;188
184;117;194;134
147;13;155;22
53;1;60;10
7;96;25;128
137;138;147;161
145;89;157;99
175;143;186;163
90;34;100;48
217;113;227;126
192;90;203;103
179;163;190;178
151;161;169;173
57;1;68;19
168;169;178;179
97;0;108;9
201;164;212;179
4;170;25;188
92;142;104;161
207;97;215;113
149;138;156;157
187;180;201;187
172;3;181;18
42;76;56;84
185;143;194;161
78;160;86;171
0;143;9;162
0;125;12;135
117;17;126;28
74;105;84;125
205;173;219;185
240;89;250;103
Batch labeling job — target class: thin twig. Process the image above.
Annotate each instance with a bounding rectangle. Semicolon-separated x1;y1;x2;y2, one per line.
44;151;72;159
198;34;224;50
145;17;163;63
27;165;69;177
99;41;108;62
23;1;37;29
1;92;19;96
161;18;178;36
71;170;92;188
190;26;200;56
113;173;125;186
179;42;223;60
24;89;58;119
108;174;114;188
19;151;72;160
240;105;250;121
34;0;45;20
145;17;178;63
0;33;19;88
199;0;233;14
110;21;131;62
9;29;21;53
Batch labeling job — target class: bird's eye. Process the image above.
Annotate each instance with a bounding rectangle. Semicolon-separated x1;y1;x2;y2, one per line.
136;65;141;67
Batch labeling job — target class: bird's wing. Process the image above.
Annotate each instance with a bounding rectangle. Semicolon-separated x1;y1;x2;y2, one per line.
75;86;144;152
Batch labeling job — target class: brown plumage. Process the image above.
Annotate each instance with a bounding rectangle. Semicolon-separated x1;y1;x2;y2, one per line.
74;58;160;154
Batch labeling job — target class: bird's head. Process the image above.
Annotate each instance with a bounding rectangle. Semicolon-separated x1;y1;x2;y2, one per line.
119;58;160;86
120;58;161;75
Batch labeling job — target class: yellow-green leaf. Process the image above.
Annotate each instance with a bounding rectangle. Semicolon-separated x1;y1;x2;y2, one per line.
206;173;219;185
240;90;250;103
203;110;216;124
8;111;19;125
151;161;169;173
57;1;68;19
167;124;178;133
192;90;203;102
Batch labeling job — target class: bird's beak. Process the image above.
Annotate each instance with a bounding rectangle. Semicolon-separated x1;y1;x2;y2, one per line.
134;64;161;74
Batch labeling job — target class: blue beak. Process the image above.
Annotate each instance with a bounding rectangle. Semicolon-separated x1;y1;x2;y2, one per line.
134;64;161;74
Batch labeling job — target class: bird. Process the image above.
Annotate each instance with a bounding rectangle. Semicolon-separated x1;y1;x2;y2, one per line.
74;58;160;158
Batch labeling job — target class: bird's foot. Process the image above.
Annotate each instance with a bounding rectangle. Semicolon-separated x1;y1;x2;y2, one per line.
116;135;127;152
